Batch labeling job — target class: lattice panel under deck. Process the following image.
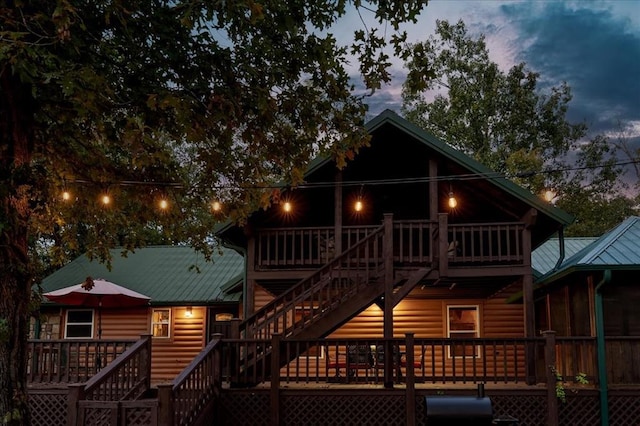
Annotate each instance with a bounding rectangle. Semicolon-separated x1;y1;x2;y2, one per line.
609;393;640;426
29;390;67;426
489;393;547;426
218;392;270;426
560;392;600;426
282;394;405;426
122;404;156;426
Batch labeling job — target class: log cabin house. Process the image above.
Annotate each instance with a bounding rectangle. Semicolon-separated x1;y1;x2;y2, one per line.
30;111;640;425
35;246;243;383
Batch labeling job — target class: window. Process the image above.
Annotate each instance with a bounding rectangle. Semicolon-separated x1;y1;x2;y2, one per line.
152;309;171;338
447;305;479;358
65;310;94;339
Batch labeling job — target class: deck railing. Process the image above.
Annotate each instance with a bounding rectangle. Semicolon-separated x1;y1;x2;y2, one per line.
254;219;525;269
255;225;378;269
447;222;525;264
158;334;224;426
68;335;153;426
217;335;640;388
27;338;137;384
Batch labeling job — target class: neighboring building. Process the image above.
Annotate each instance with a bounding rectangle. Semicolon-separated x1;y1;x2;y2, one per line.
37;245;243;382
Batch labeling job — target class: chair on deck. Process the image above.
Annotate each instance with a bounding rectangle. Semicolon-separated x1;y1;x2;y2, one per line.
374;345;423;381
347;345;374;377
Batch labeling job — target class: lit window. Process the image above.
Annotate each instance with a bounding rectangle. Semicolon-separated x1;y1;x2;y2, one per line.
215;313;234;321
151;309;171;338
65;310;94;339
447;305;480;358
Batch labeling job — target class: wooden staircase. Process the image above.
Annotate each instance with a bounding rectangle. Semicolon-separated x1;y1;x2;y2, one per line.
233;222;432;383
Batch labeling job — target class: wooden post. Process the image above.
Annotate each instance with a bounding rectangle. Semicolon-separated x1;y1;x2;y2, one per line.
429;159;438;221
438;213;448;276
270;333;282;426
334;170;343;256
405;333;416;426
246;236;256;316
157;383;174;426
523;272;536;384
230;318;241;339
383;214;394;388
543;330;559;426
67;383;85;426
139;334;152;391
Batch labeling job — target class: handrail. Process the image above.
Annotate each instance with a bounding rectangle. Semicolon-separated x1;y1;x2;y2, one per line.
83;334;152;401
160;335;223;426
239;224;385;340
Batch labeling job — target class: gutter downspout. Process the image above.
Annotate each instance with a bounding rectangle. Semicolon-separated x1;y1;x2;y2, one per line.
595;269;612;426
553;227;566;271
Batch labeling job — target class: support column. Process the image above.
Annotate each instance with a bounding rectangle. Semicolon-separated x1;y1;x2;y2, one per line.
429;159;438;221
334;170;343;256
543;331;559;426
522;224;536;384
383;213;394;388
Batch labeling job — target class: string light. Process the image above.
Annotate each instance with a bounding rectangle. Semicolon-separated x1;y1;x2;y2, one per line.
62;190;71;201
158;199;169;210
448;192;457;209
354;200;363;212
283;201;292;213
543;190;556;203
212;201;222;212
101;194;111;205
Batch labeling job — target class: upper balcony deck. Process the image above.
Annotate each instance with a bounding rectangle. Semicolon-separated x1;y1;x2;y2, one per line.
251;216;528;279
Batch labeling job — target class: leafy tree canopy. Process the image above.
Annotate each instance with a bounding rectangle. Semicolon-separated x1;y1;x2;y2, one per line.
1;1;428;423
401;19;636;236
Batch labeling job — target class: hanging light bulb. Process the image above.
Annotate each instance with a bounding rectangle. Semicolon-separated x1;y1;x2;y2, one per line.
354;199;363;212
283;201;292;213
448;191;457;209
544;189;556;203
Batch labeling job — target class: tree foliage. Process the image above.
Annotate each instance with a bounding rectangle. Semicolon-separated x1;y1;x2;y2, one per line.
401;19;635;235
0;1;428;423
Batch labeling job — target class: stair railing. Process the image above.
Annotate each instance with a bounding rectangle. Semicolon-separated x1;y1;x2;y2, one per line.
239;223;386;342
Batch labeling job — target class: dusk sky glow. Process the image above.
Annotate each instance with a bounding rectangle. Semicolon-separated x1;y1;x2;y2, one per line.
340;1;640;150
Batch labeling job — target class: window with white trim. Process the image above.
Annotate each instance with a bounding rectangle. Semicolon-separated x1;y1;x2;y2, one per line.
447;305;480;358
151;309;171;338
65;309;94;339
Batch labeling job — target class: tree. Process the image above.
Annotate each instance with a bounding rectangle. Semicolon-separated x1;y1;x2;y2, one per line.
401;19;633;234
0;1;428;423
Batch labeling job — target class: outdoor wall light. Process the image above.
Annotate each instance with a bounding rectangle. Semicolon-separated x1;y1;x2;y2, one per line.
185;306;193;318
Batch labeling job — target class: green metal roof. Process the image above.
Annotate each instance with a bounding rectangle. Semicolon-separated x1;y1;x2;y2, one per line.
40;246;244;305
536;216;640;286
532;237;598;276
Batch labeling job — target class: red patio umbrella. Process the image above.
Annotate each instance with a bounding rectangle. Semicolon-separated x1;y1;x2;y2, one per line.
44;277;150;339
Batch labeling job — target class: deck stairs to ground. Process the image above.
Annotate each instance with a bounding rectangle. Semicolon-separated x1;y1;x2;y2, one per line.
233;225;432;383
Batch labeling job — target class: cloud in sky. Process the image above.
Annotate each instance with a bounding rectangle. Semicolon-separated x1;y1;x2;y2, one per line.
347;0;640;143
